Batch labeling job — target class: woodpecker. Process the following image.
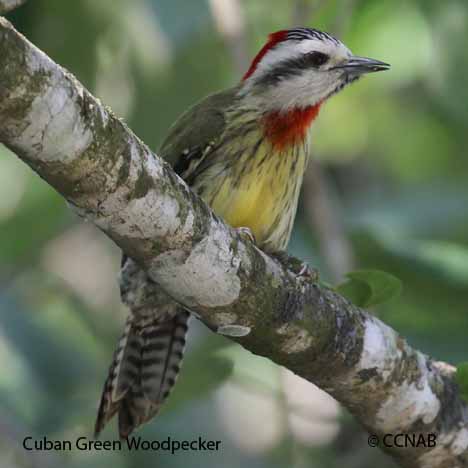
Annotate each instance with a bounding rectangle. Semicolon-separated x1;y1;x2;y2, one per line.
95;27;389;439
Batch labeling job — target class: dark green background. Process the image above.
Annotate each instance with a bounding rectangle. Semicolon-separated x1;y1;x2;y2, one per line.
1;1;467;467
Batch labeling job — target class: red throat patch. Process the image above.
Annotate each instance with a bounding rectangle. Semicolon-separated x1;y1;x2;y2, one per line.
243;30;322;149
242;30;288;81
263;104;322;150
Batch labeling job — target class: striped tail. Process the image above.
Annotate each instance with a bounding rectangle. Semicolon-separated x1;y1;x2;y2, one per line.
94;308;190;439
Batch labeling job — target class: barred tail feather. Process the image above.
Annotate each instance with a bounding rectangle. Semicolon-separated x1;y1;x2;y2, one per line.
95;309;190;439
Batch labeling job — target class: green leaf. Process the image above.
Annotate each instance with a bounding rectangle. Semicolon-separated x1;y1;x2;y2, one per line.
335;269;403;308
335;277;372;307
455;363;468;402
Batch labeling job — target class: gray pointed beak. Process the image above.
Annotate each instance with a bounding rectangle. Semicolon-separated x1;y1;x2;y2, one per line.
332;56;391;75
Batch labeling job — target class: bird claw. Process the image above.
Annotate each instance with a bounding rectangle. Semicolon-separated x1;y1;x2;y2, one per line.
271;251;319;282
236;226;256;244
297;262;319;280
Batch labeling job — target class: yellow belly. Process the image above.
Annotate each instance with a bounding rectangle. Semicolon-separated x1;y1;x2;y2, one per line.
215;169;281;237
205;145;307;250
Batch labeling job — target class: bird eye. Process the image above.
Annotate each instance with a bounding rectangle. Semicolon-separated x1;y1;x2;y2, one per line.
308;51;329;67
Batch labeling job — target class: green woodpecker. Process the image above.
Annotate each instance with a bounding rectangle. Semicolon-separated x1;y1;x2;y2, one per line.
95;27;389;439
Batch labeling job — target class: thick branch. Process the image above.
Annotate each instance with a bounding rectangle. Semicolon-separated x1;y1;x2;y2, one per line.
1;18;467;468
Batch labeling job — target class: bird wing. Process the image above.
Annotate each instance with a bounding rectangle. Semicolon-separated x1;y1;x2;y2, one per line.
159;85;240;183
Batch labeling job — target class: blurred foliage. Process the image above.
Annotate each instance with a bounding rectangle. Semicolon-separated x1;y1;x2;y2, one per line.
456;363;468;403
1;0;467;467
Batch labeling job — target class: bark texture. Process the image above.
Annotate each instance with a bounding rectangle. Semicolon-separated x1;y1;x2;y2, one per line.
0;17;467;468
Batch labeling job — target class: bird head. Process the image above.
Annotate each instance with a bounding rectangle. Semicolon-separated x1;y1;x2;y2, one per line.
240;28;390;113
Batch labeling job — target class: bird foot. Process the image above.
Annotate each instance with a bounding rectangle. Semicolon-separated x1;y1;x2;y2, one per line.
297;262;318;280
236;226;256;244
271;251;319;281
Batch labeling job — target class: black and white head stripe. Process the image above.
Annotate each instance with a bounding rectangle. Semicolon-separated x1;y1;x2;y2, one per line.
244;27;350;89
240;27;355;110
285;27;341;45
257;52;331;87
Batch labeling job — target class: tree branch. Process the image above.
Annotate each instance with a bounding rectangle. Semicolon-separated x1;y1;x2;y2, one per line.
1;17;467;467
